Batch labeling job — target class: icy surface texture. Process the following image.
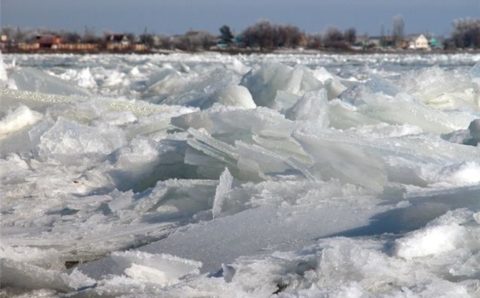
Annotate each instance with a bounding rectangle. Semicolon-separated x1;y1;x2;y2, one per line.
1;53;480;297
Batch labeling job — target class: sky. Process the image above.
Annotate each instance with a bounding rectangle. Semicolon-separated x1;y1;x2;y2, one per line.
1;0;479;36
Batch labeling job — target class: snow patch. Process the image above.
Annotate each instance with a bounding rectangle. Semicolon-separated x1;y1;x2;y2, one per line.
0;105;42;137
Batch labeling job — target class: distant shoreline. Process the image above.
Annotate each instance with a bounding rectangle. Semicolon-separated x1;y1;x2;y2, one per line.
3;48;480;55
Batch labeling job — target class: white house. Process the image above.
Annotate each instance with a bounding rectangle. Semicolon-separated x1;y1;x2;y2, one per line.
105;34;131;51
409;34;431;50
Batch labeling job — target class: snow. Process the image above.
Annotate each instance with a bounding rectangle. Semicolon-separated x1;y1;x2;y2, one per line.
435;162;480;186
213;85;256;109
0;52;8;83
0;105;42;138
1;52;480;297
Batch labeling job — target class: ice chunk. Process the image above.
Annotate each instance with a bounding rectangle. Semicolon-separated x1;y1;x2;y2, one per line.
38;117;126;164
108;137;164;191
366;75;400;96
442;128;474;145
324;77;347;100
401;66;478;110
0;258;93;292
0;52;7;84
108;138;196;192
235;140;313;181
172;107;295;142
272;90;301;112
229;57;249;74
285;89;329;127
80;250;201;286
327;99;380;129
56;67;97;89
212;168;233;218
469;62;480;78
97;110;137;126
135;179;217;219
183;127;311;181
293;130;387;191
358;93;469;133
142;68;184;101
143;65;238;107
76;67;97;89
312;66;335;83
442;118;480;146
10;67;91;96
188;128;238;161
213;85;256;109
129;66;141;77
468;119;480;141
120;252;201;287
0;105;42;138
241;63;323;108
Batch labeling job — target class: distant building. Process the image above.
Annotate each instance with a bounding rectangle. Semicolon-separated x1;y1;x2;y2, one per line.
36;35;62;49
0;34;7;50
429;37;442;49
131;43;147;52
409;34;431;50
18;42;40;51
367;36;395;48
367;36;382;48
57;43;99;52
105;34;131;51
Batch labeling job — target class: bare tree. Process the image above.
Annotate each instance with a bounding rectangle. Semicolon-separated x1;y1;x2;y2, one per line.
306;34;322;49
82;27;101;43
155;35;175;49
392;15;405;45
1;26;15;39
62;32;81;43
139;28;155;47
177;31;216;51
277;25;305;48
13;26;28;43
451;18;480;48
241;21;305;50
344;27;356;45
323;27;347;49
139;33;154;47
241;20;275;50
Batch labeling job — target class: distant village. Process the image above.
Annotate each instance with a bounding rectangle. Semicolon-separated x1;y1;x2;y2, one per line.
1;18;479;54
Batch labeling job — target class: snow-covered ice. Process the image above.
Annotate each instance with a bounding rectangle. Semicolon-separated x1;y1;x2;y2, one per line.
1;52;480;297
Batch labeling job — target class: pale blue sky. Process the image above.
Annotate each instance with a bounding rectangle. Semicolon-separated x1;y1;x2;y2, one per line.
1;0;479;36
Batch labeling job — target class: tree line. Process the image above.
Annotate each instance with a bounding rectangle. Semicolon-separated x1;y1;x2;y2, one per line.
446;18;480;49
2;18;480;52
0;22;359;52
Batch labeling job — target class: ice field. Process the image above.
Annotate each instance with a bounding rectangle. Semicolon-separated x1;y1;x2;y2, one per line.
1;52;480;297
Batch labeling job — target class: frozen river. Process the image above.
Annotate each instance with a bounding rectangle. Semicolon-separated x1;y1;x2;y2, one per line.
1;52;480;297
